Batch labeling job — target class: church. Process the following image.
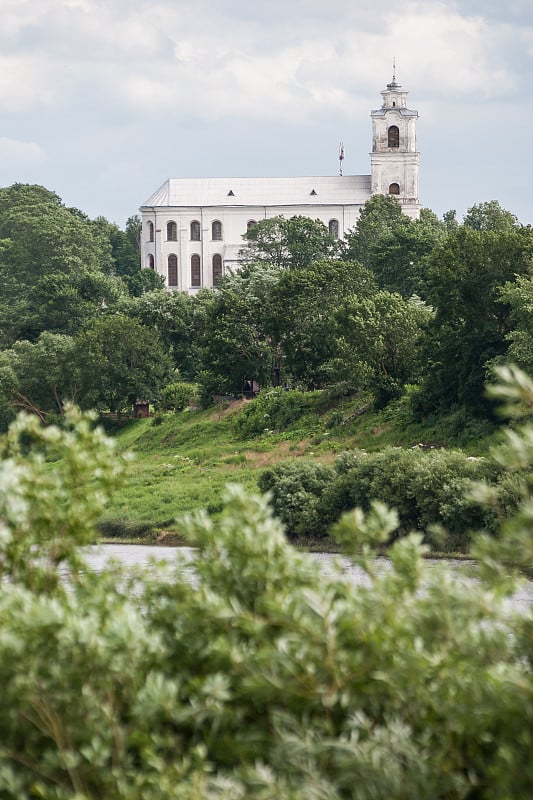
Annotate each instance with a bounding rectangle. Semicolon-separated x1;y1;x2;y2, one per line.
140;73;420;293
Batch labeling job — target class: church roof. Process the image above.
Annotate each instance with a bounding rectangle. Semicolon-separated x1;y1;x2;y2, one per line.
141;175;371;209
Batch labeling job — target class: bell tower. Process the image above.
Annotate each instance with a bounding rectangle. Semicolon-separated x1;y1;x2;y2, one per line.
370;67;420;218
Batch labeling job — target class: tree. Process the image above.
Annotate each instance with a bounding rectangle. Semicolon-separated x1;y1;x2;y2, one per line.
496;275;533;375
0;184;124;345
419;224;533;412
463;200;519;232
120;288;198;377
0;332;79;424
365;210;444;298
240;215;338;269
266;258;377;388
74;315;173;413
330;290;431;403
343;194;408;269
0;371;532;797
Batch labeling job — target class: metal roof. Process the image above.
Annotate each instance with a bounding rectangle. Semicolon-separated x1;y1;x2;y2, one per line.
141;175;372;209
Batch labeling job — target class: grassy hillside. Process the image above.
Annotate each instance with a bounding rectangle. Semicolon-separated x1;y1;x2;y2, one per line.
98;393;498;543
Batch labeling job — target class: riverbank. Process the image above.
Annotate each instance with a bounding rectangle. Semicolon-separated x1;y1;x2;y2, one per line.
97;394;498;546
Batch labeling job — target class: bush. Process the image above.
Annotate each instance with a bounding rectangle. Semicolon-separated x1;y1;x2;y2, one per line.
159;381;199;412
258;460;335;538
233;388;320;437
0;394;532;798
262;447;513;547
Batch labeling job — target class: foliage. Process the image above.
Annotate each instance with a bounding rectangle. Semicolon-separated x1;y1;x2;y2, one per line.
0;184;124;346
329;291;431;405
0;375;532;797
233;388;321;438
240;214;338;269
74;315;173;413
419;223;533;413
0;333;79;424
261;445;509;546
159;381;199;413
258;459;335;538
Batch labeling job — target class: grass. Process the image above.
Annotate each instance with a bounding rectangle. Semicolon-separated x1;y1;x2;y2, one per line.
98;393;500;541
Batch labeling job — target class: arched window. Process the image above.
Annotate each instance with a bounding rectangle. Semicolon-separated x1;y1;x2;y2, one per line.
147;254;155;270
247;220;257;231
388;183;400;195
147;221;154;242
190;221;201;241
167;221;177;241
388;125;400;148
168;254;178;286
328;219;339;239
212;254;223;286
212;220;222;240
191;254;201;287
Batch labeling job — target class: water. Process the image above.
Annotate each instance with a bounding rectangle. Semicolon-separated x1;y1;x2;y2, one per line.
83;544;533;613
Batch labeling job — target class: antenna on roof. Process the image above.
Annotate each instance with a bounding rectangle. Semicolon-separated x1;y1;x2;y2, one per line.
338;141;344;176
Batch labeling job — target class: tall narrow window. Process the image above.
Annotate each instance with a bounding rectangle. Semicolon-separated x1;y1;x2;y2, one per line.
328;219;339;239
212;254;223;286
388;125;400;148
147;221;154;242
212;220;222;240
168;254;178;286
147;254;155;270
191;254;201;287
190;221;201;241
167;221;177;241
247;220;257;231
388;183;400;195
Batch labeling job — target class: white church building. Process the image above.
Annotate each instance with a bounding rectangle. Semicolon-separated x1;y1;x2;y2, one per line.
140;74;420;293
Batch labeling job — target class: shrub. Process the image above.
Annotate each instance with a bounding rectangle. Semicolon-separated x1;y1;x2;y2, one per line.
0;392;532;798
233;388;320;437
159;381;199;412
258;459;335;538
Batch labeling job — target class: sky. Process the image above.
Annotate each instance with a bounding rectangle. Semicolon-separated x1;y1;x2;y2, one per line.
0;0;532;228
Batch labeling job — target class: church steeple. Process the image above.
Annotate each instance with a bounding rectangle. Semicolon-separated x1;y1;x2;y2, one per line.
370;70;420;218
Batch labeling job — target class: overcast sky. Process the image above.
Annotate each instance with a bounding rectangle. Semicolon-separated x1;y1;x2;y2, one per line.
0;0;532;227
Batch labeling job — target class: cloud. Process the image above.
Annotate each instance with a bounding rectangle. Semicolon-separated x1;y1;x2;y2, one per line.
0;0;525;120
0;137;46;167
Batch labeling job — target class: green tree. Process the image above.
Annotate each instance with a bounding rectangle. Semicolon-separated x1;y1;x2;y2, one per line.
120;288;198;377
74;315;173;413
0;332;79;424
0;184;124;345
240;215;338;269
496;275;533;375
420;224;533;412
463;200;519;232
330;290;431;404
366;208;445;298
343;194;408;269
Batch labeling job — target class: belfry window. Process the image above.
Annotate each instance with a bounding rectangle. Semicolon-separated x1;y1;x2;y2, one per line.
212;220;222;240
147;254;155;270
388;183;400;195
167;221;177;241
190;221;201;241
147;221;154;242
212;254;223;286
388;125;400;148
328;219;339;239
191;254;201;287
168;254;178;286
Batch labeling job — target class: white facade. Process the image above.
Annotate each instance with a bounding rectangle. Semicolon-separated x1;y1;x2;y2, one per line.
140;77;420;293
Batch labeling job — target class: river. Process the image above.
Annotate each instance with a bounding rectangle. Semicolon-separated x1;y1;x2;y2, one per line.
84;544;533;613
